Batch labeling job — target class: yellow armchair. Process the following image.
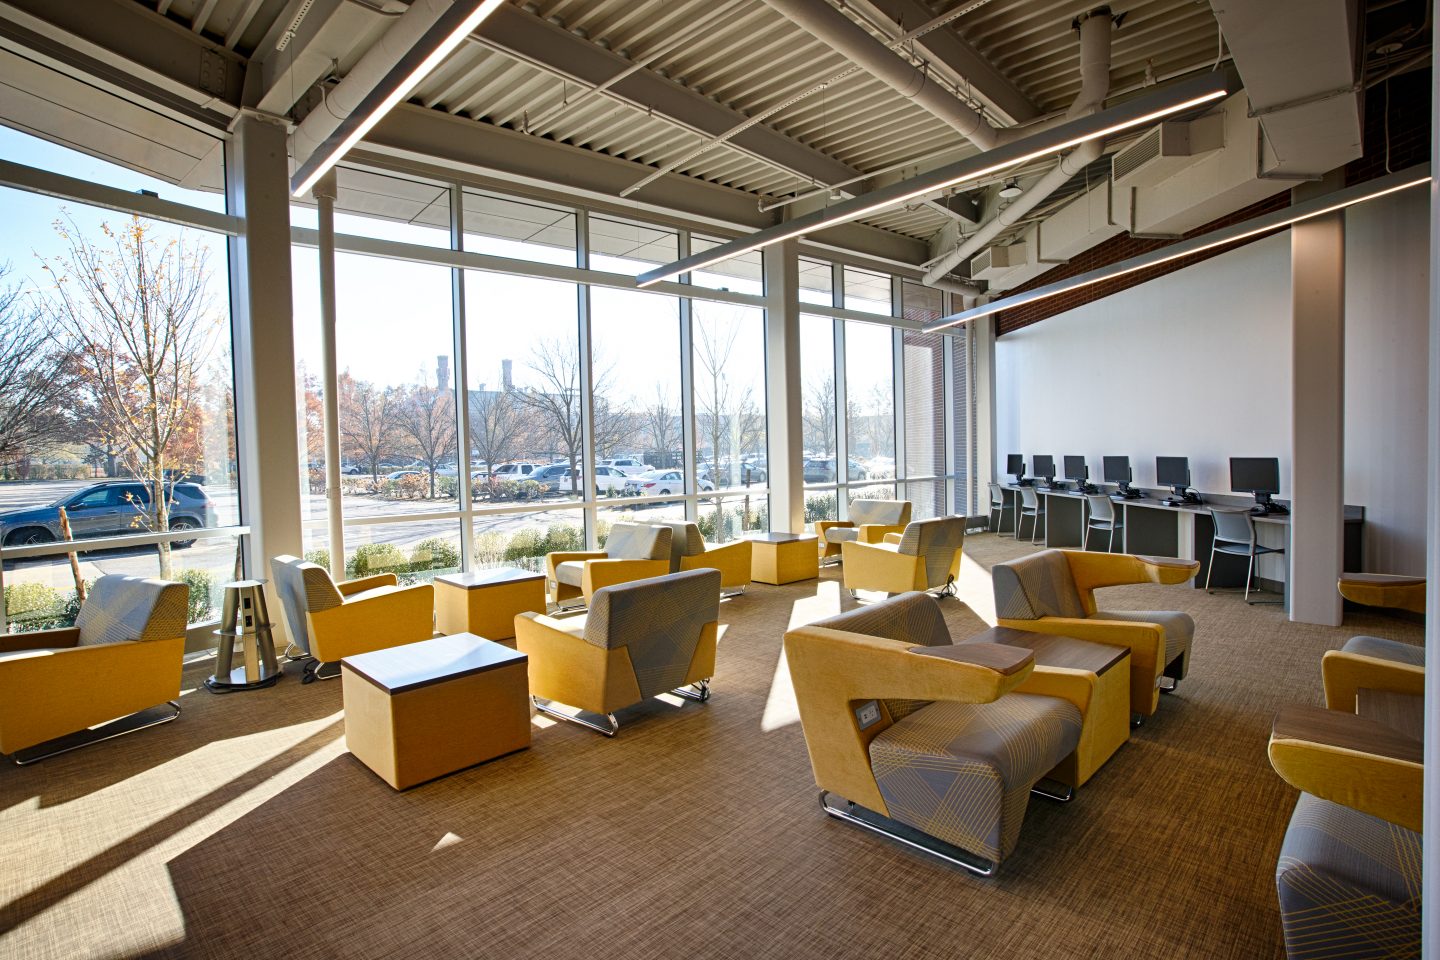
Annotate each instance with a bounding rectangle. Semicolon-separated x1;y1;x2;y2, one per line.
1321;635;1424;713
842;515;965;597
0;575;188;763
545;522;672;608
992;549;1199;719
660;521;753;595
270;556;434;682
815;499;912;562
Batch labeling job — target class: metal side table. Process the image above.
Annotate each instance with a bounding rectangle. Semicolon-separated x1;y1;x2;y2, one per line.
206;579;282;692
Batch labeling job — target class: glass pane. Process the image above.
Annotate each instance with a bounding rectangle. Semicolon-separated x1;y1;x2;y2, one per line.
589;215;679;275
691;235;763;296
292;245;327;532
902;281;943;324
698;493;768;543
849;481;897;505
342;520;461;583
0;185;239;555
801;314;836;463
799;257;834;306
804;488;838;523
291;166;451;248
590;287;681;498
3;534;244;631
952;332;971;516
336;253;458;514
902;329;945;482
463;189;576;266
693;303;767;493
464;272;582;503
844;265;891;315
844;320;895;482
598;501;686;546
474;509;583;574
906;479;947;521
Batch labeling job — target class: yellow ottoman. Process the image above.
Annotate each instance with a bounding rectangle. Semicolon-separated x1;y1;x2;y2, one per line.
965;626;1131;789
747;532;820;585
342;633;530;790
435;567;546;642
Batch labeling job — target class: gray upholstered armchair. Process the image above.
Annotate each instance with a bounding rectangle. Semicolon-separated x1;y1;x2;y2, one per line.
515;568;722;736
841;515;966;598
659;521;752;595
545;521;672;608
785;592;1080;875
815;499;912;562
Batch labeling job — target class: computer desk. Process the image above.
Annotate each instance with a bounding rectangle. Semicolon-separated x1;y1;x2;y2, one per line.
996;484;1364;592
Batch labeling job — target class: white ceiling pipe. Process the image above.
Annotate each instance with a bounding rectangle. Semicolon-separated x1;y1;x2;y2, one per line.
922;8;1112;287
760;0;1000;150
291;0;457;167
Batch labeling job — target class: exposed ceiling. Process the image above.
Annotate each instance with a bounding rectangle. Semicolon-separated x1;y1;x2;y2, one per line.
0;0;1428;285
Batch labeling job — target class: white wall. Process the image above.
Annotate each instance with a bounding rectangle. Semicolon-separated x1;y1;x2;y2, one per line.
993;192;1431;574
995;232;1293;495
1344;190;1431;574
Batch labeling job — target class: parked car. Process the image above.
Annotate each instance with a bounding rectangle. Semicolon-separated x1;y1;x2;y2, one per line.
624;470;715;497
700;459;766;487
803;457;868;483
0;481;217;548
385;470;422;481
598;457;651;477
492;462;539;480
533;463;630;496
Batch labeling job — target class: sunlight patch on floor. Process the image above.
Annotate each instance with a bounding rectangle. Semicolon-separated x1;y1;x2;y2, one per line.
957;551;997;625
762;583;843;733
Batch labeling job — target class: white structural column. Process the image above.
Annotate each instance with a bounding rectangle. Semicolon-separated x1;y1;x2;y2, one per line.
972;313;997;497
313;170;345;581
1422;36;1438;957
226;113;303;639
1289;187;1345;626
764;239;804;532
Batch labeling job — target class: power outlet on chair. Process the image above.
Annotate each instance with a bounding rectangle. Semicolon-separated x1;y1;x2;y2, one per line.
855;700;881;730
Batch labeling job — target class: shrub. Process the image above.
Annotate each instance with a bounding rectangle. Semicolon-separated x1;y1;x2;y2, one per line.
517;479;543;501
176;568;216;623
489;479;519;502
436;475;458;499
543;523;584;553
473;531;507;567
410;537;459;571
502;529;544;563
805;493;837;523
347;542;409;579
303;548;331;570
3;582;80;631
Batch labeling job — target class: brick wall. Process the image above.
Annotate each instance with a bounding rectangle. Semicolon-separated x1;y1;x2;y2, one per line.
994;67;1431;336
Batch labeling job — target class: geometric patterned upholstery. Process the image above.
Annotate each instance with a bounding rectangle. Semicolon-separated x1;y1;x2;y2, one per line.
870;693;1082;863
1341;635;1425;668
603;522;672;561
895;516;966;589
1093;609;1194;672
850;499;909;527
659;521;707;573
1276;792;1422;959
808;592;953;721
825;526;862;544
583;568;721;698
75;575;190;646
269;556;344;656
992;550;1087;620
555;561;586;588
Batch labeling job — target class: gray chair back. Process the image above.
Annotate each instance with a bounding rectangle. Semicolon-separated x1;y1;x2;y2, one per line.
896;516;966;589
603;522;673;561
584;569;720;697
988;482;1004;507
75;575;189;646
809;592;952;721
848;499;910;526
992;550;1086;620
270;555;344;655
1086;494;1114;523
659;521;706;573
1019;486;1040;510
1211;509;1255;546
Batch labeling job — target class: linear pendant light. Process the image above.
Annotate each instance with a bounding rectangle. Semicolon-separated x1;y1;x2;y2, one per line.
635;71;1232;288
922;163;1432;332
291;0;506;198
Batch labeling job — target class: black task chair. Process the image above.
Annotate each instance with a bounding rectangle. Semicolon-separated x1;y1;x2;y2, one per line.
1206;508;1284;603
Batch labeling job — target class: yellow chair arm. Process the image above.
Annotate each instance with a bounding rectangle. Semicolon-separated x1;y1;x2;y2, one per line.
882;532;903;545
1337;574;1426;614
1062;551;1198;612
337;573;399;596
1322;650;1426;712
996;615;1165;717
515;611;640;714
858;523;905;544
0;628;80;654
308;583;434;661
840;541;923;594
582;559;670;598
681;540;752;590
545;551;608;581
1268;704;1423;833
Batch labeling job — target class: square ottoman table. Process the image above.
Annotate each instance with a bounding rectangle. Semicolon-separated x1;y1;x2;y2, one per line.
746;532;819;585
434;567;546;642
342;633;530;790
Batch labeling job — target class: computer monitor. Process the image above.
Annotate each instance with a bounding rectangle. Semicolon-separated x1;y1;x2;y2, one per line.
1006;453;1025;481
1063;456;1088;482
1102;456;1131;485
1231;457;1284;513
1032;454;1056;486
1156;456;1196;504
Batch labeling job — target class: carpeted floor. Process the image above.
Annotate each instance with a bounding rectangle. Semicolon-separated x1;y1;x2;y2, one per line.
0;535;1425;959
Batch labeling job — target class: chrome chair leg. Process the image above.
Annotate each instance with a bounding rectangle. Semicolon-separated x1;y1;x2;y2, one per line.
1030;777;1074;802
532;697;619;736
12;700;181;766
818;791;996;877
674;679;711;702
302;658;341;684
1204;543;1218;592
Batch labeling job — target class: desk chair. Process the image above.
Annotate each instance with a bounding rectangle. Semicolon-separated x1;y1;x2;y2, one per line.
1083;494;1122;552
987;483;1011;533
1205;508;1284;603
1017;486;1045;544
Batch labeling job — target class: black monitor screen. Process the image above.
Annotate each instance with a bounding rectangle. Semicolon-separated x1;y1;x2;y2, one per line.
1102;456;1131;484
1033;454;1056;478
1006;453;1024;475
1156;456;1190;488
1231;457;1280;494
1063;456;1087;481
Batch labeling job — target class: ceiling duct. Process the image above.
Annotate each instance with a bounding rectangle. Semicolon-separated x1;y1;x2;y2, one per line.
970;242;1029;282
1111;114;1223;190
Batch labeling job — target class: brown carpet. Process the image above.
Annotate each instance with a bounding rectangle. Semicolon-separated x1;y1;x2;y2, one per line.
0;536;1424;960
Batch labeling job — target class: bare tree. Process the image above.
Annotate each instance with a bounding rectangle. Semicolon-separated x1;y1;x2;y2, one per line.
339;372;397;484
803;374;836;458
643;386;681;466
470;388;524;475
0;264;78;472
864;382;894;469
395;370;456;498
694;313;758;485
43;214;220;577
518;339;628;476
